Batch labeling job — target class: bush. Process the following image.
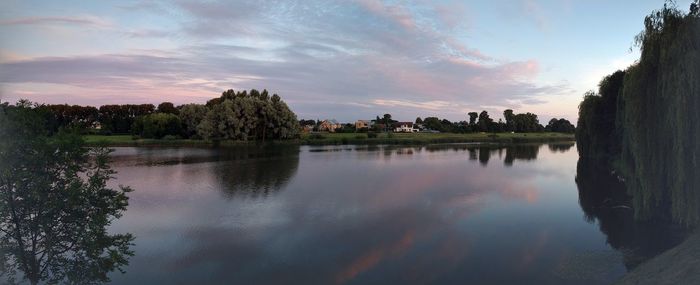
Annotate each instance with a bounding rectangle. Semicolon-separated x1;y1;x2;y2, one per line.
355;135;367;139
367;132;378;138
132;113;182;139
162;135;177;140
309;133;326;140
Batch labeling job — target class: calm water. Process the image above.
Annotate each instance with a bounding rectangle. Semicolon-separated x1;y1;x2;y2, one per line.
101;143;672;285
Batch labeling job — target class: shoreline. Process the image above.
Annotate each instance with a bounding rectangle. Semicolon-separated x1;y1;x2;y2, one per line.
616;231;700;284
83;132;575;147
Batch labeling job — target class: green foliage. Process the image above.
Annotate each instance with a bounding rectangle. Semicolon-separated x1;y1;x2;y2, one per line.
178;104;207;138
132;112;182;139
553;119;575;141
98;104;155;134
0;103;133;284
197;89;299;141
367;132;378;138
577;2;700;225
576;70;626;163
468;112;478;125
620;3;700;225
309;133;326;140
156;102;178;114
477;111;494;132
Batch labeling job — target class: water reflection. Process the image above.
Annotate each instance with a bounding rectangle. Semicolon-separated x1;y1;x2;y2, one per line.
108;143;641;284
575;158;687;269
214;145;300;198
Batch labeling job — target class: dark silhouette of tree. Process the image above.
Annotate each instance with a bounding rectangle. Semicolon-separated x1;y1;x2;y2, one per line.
477;111;493;132
503;109;515;131
132;112;182;139
468;112;478;126
156;102;178;115
576;2;700;225
545;118;575;133
98;104;155;134
382;114;393;132
0;103;133;285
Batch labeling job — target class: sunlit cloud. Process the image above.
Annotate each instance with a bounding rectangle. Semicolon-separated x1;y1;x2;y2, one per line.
2;0;661;122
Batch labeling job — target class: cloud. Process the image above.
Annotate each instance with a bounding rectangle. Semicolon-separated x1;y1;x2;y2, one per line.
0;16;111;28
0;0;571;121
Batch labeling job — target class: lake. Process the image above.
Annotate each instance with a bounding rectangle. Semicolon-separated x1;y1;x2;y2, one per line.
104;143;679;285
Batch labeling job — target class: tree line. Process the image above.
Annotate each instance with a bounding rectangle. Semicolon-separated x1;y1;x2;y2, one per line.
4;89;301;141
301;110;574;133
576;1;700;226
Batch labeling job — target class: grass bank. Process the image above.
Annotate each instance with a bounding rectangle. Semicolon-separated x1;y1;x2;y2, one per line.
83;132;575;147
616;231;700;285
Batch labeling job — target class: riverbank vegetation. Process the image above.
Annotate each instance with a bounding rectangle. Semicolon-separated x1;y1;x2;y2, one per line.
576;1;700;226
0;100;133;284
82;132;574;147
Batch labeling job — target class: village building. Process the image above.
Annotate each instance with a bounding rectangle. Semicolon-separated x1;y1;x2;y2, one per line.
355;120;373;130
393;122;417;133
319;119;342;132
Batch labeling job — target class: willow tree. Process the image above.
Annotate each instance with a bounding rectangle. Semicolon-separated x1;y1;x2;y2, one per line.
197;89;300;141
617;1;700;225
577;2;700;225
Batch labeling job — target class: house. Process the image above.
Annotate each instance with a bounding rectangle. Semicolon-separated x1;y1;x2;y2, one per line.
319;119;342;132
355;120;373;130
394;122;417;133
301;124;314;133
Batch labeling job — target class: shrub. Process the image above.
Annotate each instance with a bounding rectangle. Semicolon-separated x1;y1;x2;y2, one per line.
367;132;378;138
309;133;326;140
132;113;182;139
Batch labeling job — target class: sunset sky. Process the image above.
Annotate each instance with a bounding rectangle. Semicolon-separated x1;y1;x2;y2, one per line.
0;0;692;122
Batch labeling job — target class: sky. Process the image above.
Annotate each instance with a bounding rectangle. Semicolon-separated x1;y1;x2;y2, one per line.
0;0;694;123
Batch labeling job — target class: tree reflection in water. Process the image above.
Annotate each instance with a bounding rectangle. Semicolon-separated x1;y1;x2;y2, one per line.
575;158;687;270
425;144;545;167
214;145;300;198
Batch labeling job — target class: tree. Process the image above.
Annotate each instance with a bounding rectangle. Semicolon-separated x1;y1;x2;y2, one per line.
382;114;392;132
576;2;700;225
477;111;493;132
545;118;575;133
423;117;443;132
0;103;133;285
468;112;478;126
197;89;299;141
132;113;182;139
415;117;423;125
178;104;207;138
503;109;515;131
98;104;154;134
157;102;178;115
